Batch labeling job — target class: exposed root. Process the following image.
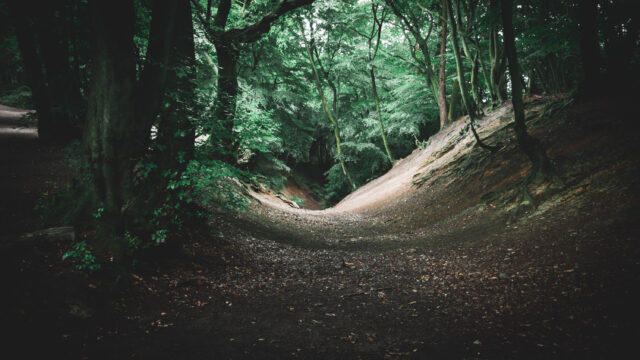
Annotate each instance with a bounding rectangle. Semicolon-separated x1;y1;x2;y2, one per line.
506;166;565;224
470;120;501;153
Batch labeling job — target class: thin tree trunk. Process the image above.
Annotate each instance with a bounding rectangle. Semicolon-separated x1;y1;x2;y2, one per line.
501;0;555;180
306;41;356;190
367;3;393;164
370;68;393;164
488;0;506;105
448;78;460;123
446;0;498;152
438;0;448;129
453;0;480;113
385;0;442;113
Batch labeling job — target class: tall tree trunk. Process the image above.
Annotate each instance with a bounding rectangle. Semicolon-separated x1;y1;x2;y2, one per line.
446;0;497;152
157;0;196;174
85;0;137;242
370;67;393;165
136;1;179;132
202;0;315;164
453;0;480;114
385;0;442;115
438;0;448;129
306;41;356;190
488;0;506;105
212;37;239;163
501;0;554;179
35;0;83;141
8;0;53;140
366;3;393;164
577;0;601;98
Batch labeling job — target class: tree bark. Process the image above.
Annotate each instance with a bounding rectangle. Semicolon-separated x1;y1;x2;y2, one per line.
35;0;83;141
85;0;137;241
438;0;448;129
501;0;554;179
446;0;497;152
136;1;179;133
8;0;53;140
367;4;393;164
488;0;506;105
306;40;356;190
196;0;315;163
157;0;197;173
212;37;239;163
385;0;442;113
448;78;460;123
370;68;393;165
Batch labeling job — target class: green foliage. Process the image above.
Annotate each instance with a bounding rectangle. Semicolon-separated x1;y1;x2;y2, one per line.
15;0;628;269
62;241;101;272
235;82;281;154
183;158;250;211
0;86;32;108
248;152;291;191
289;195;306;207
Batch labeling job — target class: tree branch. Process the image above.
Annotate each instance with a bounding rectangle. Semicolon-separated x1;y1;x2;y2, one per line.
230;0;315;43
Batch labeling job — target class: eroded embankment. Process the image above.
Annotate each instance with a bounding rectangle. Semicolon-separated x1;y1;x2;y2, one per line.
238;96;638;252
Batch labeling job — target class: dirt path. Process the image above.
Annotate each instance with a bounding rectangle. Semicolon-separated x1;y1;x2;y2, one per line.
0;105;71;236
98;97;639;359
2;99;640;359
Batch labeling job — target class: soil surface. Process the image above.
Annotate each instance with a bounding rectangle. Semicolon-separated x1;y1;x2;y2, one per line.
1;97;639;359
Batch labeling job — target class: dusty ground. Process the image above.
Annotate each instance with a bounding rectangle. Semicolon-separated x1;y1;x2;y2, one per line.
1;97;639;359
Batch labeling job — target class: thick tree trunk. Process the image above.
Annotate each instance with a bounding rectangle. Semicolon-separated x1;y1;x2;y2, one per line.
8;1;53;140
212;37;239;163
501;0;554;179
203;0;315;164
136;1;179;133
84;0;137;241
35;0;83;141
438;0;448;129
157;0;196;173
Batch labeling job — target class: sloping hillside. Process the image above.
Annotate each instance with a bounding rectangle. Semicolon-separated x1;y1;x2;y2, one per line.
246;95;638;251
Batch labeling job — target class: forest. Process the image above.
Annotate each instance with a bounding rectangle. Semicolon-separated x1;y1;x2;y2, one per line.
0;0;638;358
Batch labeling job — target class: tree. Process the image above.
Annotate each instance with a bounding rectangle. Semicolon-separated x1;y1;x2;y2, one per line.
8;0;84;142
446;0;498;152
300;15;357;190
193;0;315;163
353;1;394;164
83;0;187;249
385;0;446;125
438;0;448;128
500;0;558;196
